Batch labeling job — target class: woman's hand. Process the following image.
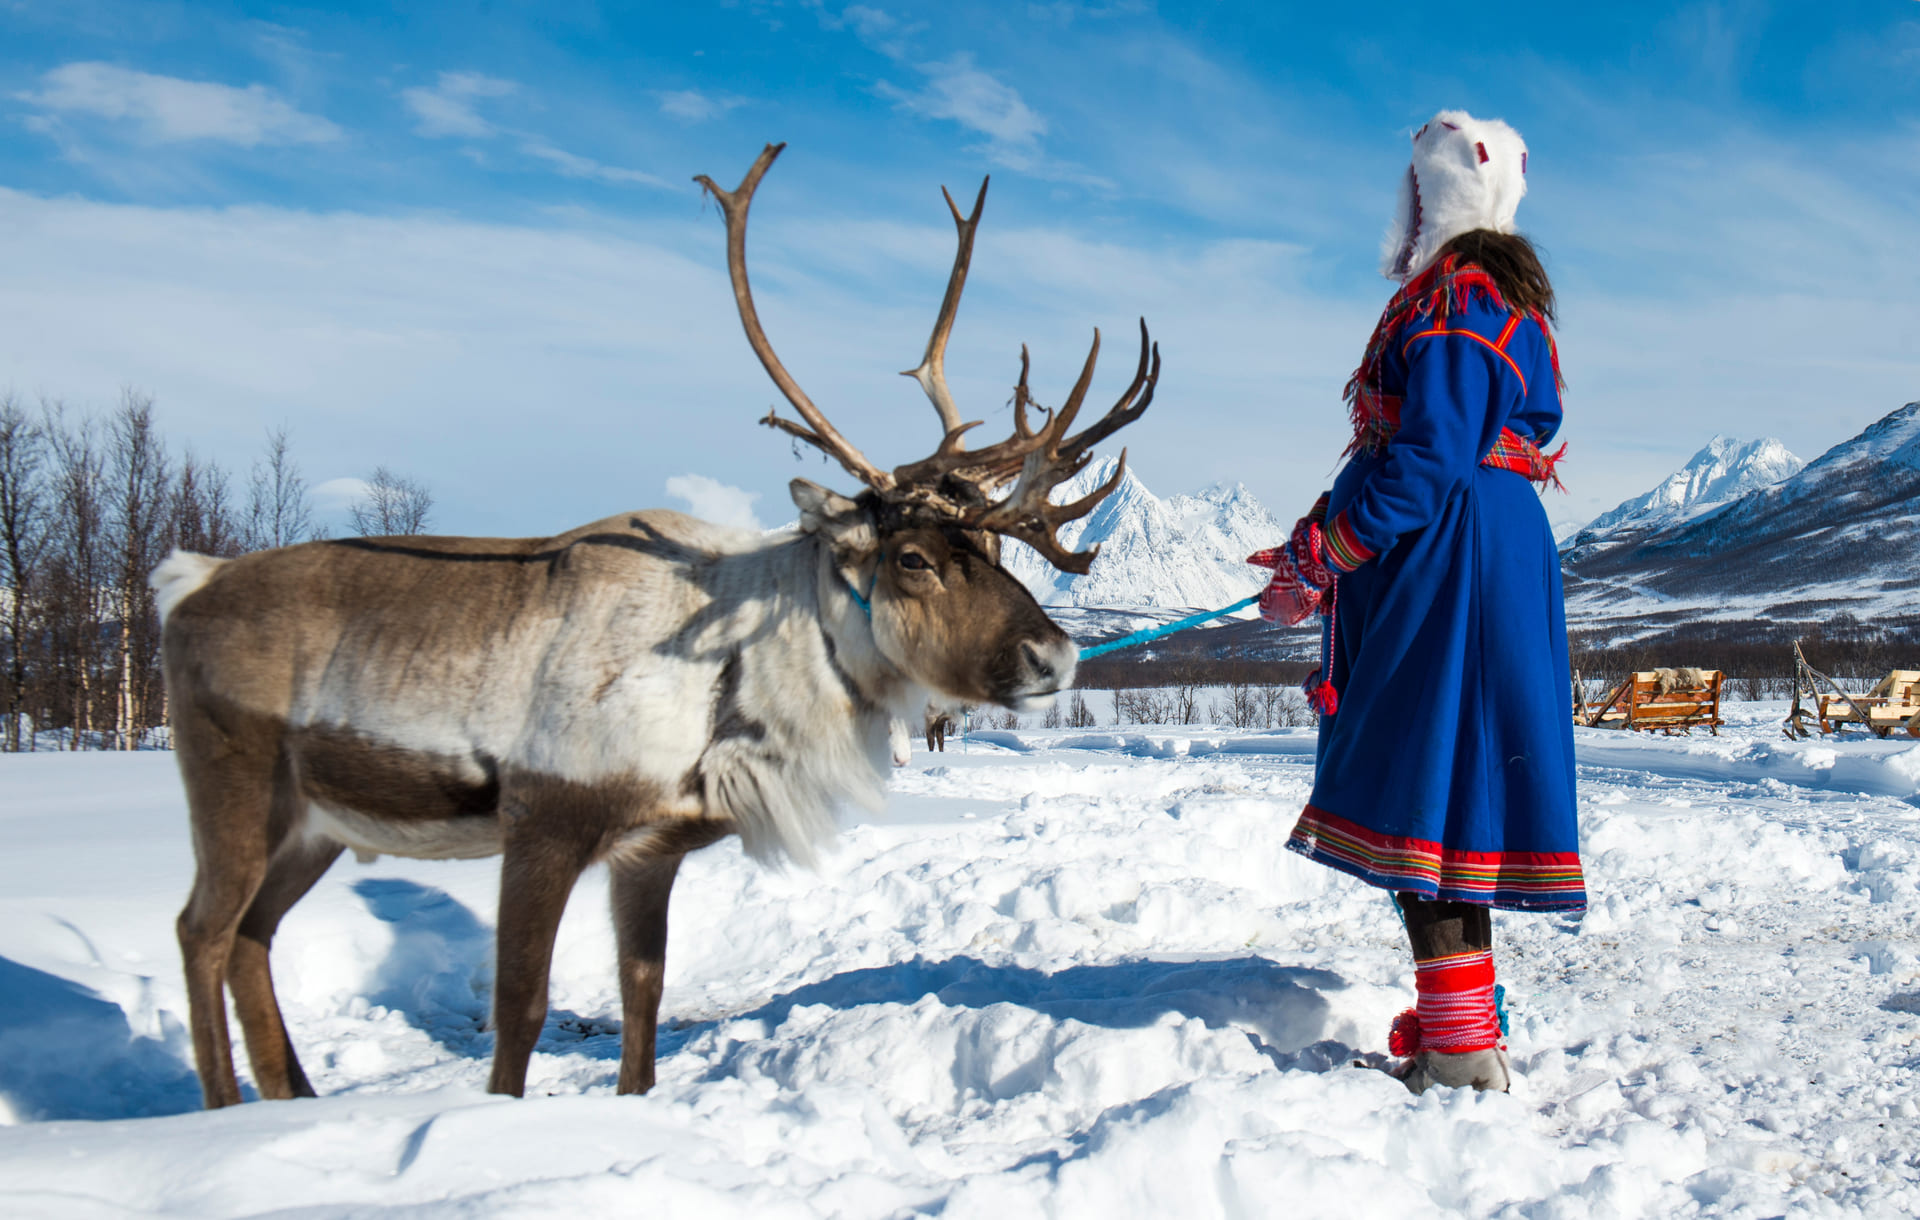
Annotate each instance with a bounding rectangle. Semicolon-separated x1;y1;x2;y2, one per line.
1249;494;1333;626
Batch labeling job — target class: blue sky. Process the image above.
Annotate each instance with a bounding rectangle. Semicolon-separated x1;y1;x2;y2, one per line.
2;1;1916;538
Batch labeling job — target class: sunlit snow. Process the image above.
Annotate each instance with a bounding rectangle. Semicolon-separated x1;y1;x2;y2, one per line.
2;705;1918;1216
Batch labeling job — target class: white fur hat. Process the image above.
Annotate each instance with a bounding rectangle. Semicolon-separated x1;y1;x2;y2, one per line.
1381;110;1529;281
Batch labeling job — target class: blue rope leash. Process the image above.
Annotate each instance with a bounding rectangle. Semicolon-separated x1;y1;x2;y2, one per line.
1077;595;1260;661
847;567;1253;661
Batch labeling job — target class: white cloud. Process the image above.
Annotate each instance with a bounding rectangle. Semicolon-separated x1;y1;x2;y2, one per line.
521;142;673;190
655;89;747;122
400;71;516;139
666;474;765;532
17;62;341;147
0;186;1375;538
875;55;1108;187
882;55;1045;152
312;476;372;509
3;146;1913;541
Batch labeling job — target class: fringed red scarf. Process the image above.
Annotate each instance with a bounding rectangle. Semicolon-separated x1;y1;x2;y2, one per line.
1343;255;1567;489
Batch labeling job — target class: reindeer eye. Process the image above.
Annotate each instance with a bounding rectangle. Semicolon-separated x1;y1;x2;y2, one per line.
898;551;932;571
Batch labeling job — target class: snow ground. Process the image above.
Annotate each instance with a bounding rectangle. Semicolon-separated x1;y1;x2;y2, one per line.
2;703;1918;1218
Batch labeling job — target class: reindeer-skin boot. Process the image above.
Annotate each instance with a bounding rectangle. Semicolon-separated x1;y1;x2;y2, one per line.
1396;1047;1511;1095
1390;894;1509;1095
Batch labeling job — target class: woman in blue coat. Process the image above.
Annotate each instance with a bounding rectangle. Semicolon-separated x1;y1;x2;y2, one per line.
1256;111;1584;1094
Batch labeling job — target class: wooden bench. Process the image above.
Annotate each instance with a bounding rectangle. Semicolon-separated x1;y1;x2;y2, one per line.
1578;669;1725;735
1818;669;1920;738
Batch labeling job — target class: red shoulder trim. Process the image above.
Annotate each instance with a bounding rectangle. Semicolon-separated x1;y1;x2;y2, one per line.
1400;326;1528;393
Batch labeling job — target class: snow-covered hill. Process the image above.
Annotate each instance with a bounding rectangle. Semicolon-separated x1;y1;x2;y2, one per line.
1564;403;1920;638
1566;435;1802;550
1002;457;1288;612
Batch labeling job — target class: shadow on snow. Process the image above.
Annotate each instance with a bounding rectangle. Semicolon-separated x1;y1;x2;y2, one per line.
349;878;1360;1082
0;954;201;1122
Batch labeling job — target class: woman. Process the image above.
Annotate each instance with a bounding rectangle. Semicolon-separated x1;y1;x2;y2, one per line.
1254;110;1584;1094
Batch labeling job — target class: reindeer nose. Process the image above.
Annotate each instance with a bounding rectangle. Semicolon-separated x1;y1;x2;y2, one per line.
1021;640;1056;682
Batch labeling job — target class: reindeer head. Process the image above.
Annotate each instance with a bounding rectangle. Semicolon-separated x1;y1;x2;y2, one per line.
697;144;1159;711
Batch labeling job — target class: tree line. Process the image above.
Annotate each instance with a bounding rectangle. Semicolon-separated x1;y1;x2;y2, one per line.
0;390;434;752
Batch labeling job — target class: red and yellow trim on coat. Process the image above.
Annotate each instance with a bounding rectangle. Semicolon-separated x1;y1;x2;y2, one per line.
1287;804;1587;912
1400;315;1529;391
1322;512;1373;572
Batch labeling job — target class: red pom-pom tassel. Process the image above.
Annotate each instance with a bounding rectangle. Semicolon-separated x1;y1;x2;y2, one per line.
1387;1008;1422;1057
1309;680;1339;716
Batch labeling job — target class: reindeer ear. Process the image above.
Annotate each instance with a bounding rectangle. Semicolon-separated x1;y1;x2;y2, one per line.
790;479;874;554
790;478;857;525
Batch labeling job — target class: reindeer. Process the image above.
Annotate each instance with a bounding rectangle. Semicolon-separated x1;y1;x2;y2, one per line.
153;143;1159;1109
925;706;957;752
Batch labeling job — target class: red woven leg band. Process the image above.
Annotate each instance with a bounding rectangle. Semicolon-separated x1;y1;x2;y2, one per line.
1412;949;1500;1053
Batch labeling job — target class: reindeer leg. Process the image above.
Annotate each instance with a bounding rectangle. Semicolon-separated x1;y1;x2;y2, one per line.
487;817;595;1098
179;874;265;1108
175;756;277;1110
609;853;683;1095
228;836;343;1099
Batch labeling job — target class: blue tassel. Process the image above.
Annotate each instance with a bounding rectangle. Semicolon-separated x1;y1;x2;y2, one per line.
1493;983;1509;1037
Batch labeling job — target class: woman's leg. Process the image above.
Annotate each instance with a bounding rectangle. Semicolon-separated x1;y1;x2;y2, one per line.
1392;893;1509;1092
1396;894;1490;959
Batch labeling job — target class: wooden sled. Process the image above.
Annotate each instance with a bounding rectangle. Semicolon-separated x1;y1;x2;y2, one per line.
1817;669;1920;738
1577;669;1724;735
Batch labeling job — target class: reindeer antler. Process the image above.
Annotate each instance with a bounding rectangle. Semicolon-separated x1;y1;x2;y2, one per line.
695;144;894;494
698;145;1157;573
900;178;988;438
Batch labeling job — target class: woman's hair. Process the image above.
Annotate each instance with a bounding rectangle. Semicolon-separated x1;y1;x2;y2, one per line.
1436;230;1556;322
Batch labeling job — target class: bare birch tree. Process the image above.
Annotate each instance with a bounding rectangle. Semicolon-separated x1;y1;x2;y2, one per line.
243;425;316;551
348;465;434;537
106;390;172;748
171;451;243;558
45;404;106;750
0;394;51;751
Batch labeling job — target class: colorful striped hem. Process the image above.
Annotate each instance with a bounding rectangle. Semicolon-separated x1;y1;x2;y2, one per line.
1322;512;1374;572
1287;804;1587;912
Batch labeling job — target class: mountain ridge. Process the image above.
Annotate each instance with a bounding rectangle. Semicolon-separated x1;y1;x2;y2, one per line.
1563;402;1920;640
1002;457;1286;613
1568;435;1803;550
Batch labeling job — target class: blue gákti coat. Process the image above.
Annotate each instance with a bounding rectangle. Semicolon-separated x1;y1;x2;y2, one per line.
1286;289;1585;912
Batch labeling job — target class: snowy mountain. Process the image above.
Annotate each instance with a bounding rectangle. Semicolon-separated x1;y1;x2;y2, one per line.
1563;402;1920;638
1566;435;1803;552
1002;457;1288;612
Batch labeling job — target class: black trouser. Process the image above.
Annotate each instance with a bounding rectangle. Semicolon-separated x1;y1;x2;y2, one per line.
1395;893;1491;961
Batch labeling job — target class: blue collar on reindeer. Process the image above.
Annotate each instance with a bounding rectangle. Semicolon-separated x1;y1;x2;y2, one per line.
841;561;877;620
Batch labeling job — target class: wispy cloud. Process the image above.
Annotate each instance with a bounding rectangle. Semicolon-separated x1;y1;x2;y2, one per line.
655;89;747;122
400;71;673;190
17;62;341;147
885;55;1045;150
878;54;1109;187
400;71;516;138
813;4;919;60
521;142;672;189
810;7;1106;186
1025;1;1151;23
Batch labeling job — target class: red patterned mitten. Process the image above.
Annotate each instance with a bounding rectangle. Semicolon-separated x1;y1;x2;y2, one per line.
1249;546;1322;626
1249;492;1335;627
